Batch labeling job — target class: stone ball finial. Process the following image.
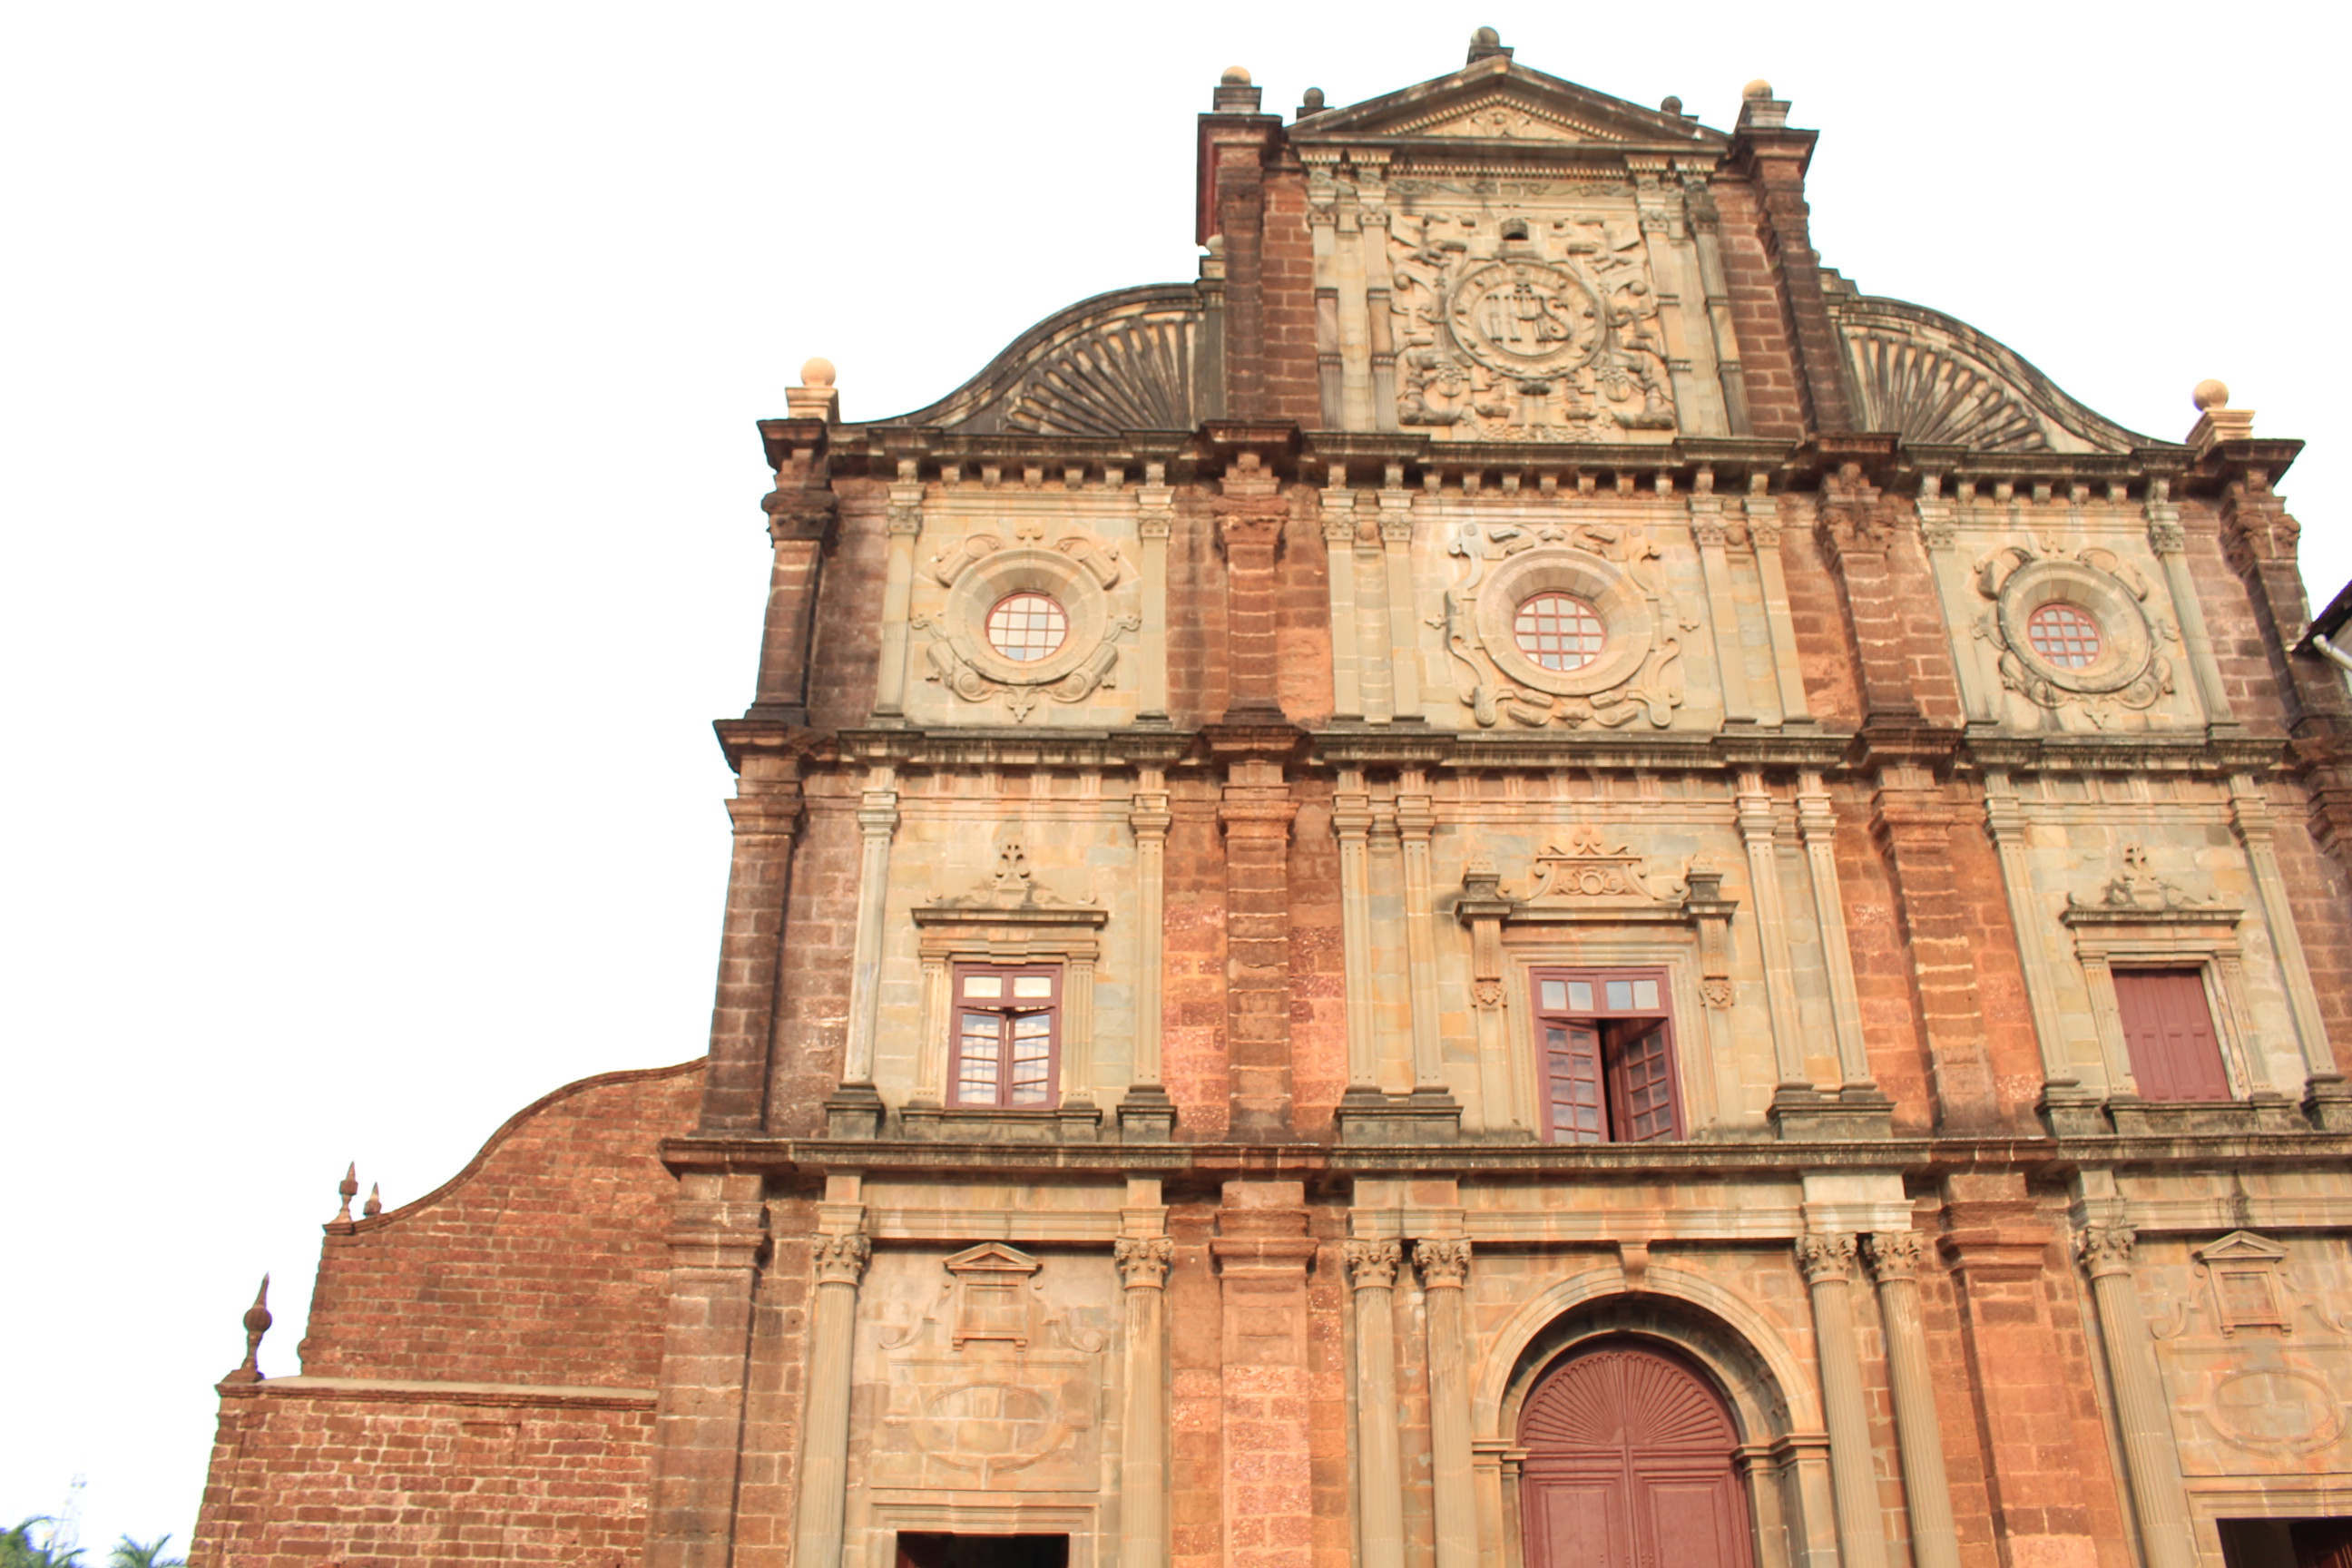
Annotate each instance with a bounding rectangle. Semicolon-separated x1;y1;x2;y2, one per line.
799;357;836;389
2193;378;2230;411
1302;87;1325;110
1220;65;1251;86
1744;79;1775;101
1472;25;1502;45
1661;95;1683;115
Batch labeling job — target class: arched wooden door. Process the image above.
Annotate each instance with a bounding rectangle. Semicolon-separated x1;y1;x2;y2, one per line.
1517;1342;1754;1568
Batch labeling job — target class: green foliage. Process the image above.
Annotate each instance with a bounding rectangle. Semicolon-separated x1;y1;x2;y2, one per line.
0;1519;83;1568
106;1541;181;1568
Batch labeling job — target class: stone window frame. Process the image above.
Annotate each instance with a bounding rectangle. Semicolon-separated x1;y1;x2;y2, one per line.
1498;935;1712;1143
2060;904;2261;1104
1474;546;1658;699
905;908;1105;1142
1991;555;2159;699
939;547;1116;690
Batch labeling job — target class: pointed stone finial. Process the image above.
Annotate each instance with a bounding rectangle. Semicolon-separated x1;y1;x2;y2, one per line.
363;1181;382;1219
1466;26;1512;64
787;358;840;423
224;1275;272;1384
335;1162;358;1222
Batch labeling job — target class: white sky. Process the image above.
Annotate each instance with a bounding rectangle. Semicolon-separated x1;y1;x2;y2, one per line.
4;0;2347;1553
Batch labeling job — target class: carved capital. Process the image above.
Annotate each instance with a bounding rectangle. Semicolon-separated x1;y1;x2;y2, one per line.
1796;1230;1859;1286
1344;1239;1402;1290
1114;1236;1176;1289
1415;1238;1472;1289
764;491;840;546
2075;1223;2136;1279
813;1231;871;1286
1692;518;1729;550
1864;1230;1929;1283
2147;519;2186;555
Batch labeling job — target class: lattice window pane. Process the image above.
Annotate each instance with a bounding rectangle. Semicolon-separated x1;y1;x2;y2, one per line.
986;593;1069;662
2026;602;2102;669
1514;593;1606;671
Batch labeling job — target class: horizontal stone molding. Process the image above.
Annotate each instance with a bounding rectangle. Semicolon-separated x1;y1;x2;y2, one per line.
215;1375;657;1410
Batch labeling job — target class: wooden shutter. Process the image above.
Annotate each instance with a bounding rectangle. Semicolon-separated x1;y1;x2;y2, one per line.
1608;1021;1682;1142
1544;1024;1607;1143
2113;968;2230;1102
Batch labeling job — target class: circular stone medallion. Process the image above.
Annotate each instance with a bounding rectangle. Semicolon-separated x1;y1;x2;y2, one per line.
1447;260;1602;378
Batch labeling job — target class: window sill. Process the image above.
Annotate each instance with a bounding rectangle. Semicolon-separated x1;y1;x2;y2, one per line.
900;1100;1104;1143
2102;1093;2308;1138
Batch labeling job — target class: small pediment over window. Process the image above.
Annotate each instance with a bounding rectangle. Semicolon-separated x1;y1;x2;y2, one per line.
916;840;1106;927
2194;1231;2292;1336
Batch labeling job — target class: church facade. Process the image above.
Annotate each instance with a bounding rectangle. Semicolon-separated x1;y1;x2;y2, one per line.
191;33;2352;1568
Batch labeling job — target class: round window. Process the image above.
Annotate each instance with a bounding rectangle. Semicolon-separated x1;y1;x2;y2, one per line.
2026;602;2102;669
1514;593;1606;671
985;592;1069;662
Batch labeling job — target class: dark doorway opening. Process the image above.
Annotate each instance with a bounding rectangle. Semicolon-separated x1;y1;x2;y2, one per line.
894;1533;1071;1568
2220;1516;2352;1568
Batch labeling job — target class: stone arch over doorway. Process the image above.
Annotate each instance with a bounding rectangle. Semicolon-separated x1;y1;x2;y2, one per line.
1476;1277;1835;1568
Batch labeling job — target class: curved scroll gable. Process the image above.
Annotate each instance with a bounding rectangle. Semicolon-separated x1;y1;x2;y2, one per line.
1835;296;2172;456
858;283;1214;437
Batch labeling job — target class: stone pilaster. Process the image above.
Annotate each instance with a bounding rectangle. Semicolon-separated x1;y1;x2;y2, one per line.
1122;769;1178;1139
2144;480;2235;729
1795;1231;1887;1568
1871;763;2001;1130
1396;769;1453;1117
1137;466;1174;722
1212;1183;1317;1568
1118;1234;1178;1568
1748;481;1811;722
750;420;837;725
1795;772;1874;1093
1321;475;1363;720
826;770;897;1136
2227;773;2345;1122
1377;486;1422;720
1415;1240;1477;1568
791;1219;870;1568
2074;1225;2193;1568
1688;475;1753;723
869;461;924;721
1863;1232;1959;1568
1728;93;1853;436
1214;740;1298;1140
1737;773;1809;1097
1332;770;1379;1100
1343;1240;1406;1568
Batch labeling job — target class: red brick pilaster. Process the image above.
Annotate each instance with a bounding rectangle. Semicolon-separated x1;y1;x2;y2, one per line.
698;747;804;1132
1870;765;2001;1131
1728;94;1853;436
1936;1178;2130;1564
643;1171;765;1568
1170;1203;1227;1568
1213;1182;1318;1568
749;418;837;725
1216;742;1298;1140
1815;459;1927;723
1213;446;1294;720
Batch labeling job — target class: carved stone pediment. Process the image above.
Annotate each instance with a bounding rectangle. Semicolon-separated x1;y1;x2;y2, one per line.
1519;827;1673;908
2062;842;2236;925
915;841;1106;927
1292;57;1724;154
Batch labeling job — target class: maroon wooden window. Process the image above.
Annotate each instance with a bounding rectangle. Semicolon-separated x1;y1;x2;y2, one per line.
2113;968;2231;1102
1530;968;1683;1144
951;964;1062;1109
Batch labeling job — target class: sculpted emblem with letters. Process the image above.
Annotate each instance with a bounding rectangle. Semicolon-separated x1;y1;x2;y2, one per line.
1448;260;1602;377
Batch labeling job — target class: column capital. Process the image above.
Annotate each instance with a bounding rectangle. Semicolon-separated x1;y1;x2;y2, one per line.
1864;1230;1930;1283
1796;1230;1859;1286
2075;1223;2137;1279
813;1230;871;1286
1114;1236;1176;1289
1415;1238;1472;1289
1343;1238;1402;1289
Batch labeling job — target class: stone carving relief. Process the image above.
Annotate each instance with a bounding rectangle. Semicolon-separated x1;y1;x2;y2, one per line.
1972;538;2176;724
1517;826;1678;908
1387;211;1676;441
2068;842;2229;916
868;1243;1111;1492
916;522;1141;721
1441;522;1688;729
919;840;1102;921
2141;1233;2352;1472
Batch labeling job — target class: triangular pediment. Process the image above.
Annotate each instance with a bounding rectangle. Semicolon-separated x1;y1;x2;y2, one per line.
943;1242;1041;1276
1295;56;1726;152
2195;1230;2288;1265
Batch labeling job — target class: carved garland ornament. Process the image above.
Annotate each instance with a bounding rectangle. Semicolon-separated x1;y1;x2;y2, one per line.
1387;211;1676;441
916;522;1141;721
1972;539;2175;723
1443;522;1689;730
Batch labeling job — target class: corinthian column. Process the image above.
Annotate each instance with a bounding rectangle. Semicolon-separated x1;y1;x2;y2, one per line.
793;1228;871;1568
1796;1232;1888;1568
1344;1240;1406;1568
1116;1236;1176;1568
1863;1233;1958;1568
1415;1239;1478;1568
2076;1226;2193;1568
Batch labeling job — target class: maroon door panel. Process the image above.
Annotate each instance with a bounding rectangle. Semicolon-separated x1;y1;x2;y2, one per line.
1519;1344;1752;1568
2113;968;2230;1102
